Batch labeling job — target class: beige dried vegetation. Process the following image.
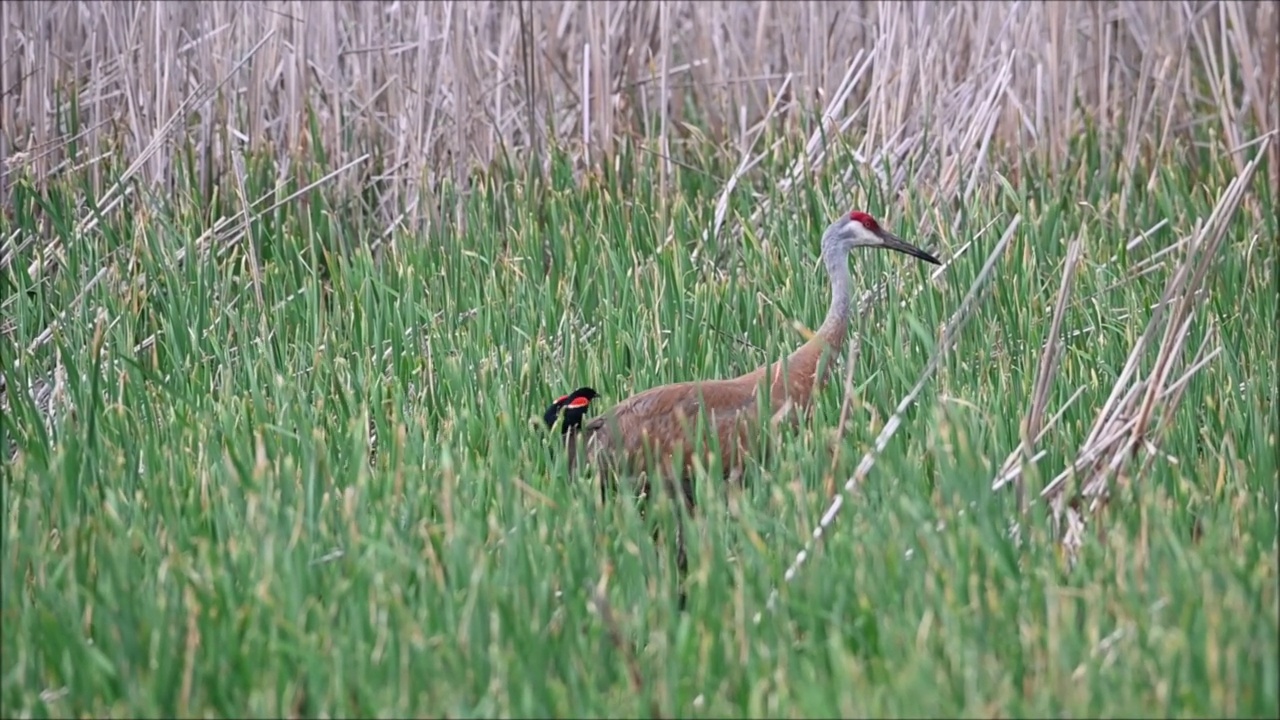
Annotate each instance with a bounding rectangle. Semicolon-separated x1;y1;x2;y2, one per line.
1;1;1275;236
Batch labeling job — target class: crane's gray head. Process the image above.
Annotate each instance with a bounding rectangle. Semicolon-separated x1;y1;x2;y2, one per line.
823;211;941;265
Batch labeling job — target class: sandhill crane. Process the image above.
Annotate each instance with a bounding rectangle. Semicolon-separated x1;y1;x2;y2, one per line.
572;210;940;493
545;210;939;607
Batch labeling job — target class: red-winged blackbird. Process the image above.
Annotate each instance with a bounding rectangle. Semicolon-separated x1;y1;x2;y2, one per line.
543;386;599;433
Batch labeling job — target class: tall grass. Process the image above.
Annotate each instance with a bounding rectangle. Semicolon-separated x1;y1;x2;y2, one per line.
4;129;1275;718
2;1;1277;717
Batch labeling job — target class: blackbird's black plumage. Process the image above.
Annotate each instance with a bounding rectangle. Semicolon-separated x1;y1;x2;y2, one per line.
543;386;599;433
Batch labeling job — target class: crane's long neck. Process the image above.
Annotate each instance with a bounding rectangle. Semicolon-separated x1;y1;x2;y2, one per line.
764;240;853;405
815;242;854;344
737;233;855;414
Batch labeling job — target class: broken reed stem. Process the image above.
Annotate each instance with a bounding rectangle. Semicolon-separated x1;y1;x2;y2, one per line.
991;234;1083;516
1035;138;1267;561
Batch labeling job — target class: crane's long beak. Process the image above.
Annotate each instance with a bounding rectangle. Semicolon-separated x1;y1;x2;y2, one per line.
875;228;941;265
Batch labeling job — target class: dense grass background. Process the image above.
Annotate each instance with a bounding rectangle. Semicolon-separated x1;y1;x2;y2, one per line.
2;115;1276;717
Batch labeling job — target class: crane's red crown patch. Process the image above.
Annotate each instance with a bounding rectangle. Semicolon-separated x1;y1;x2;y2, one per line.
849;211;879;230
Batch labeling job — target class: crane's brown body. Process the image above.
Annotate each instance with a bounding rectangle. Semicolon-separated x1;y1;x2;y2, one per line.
576;316;848;496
